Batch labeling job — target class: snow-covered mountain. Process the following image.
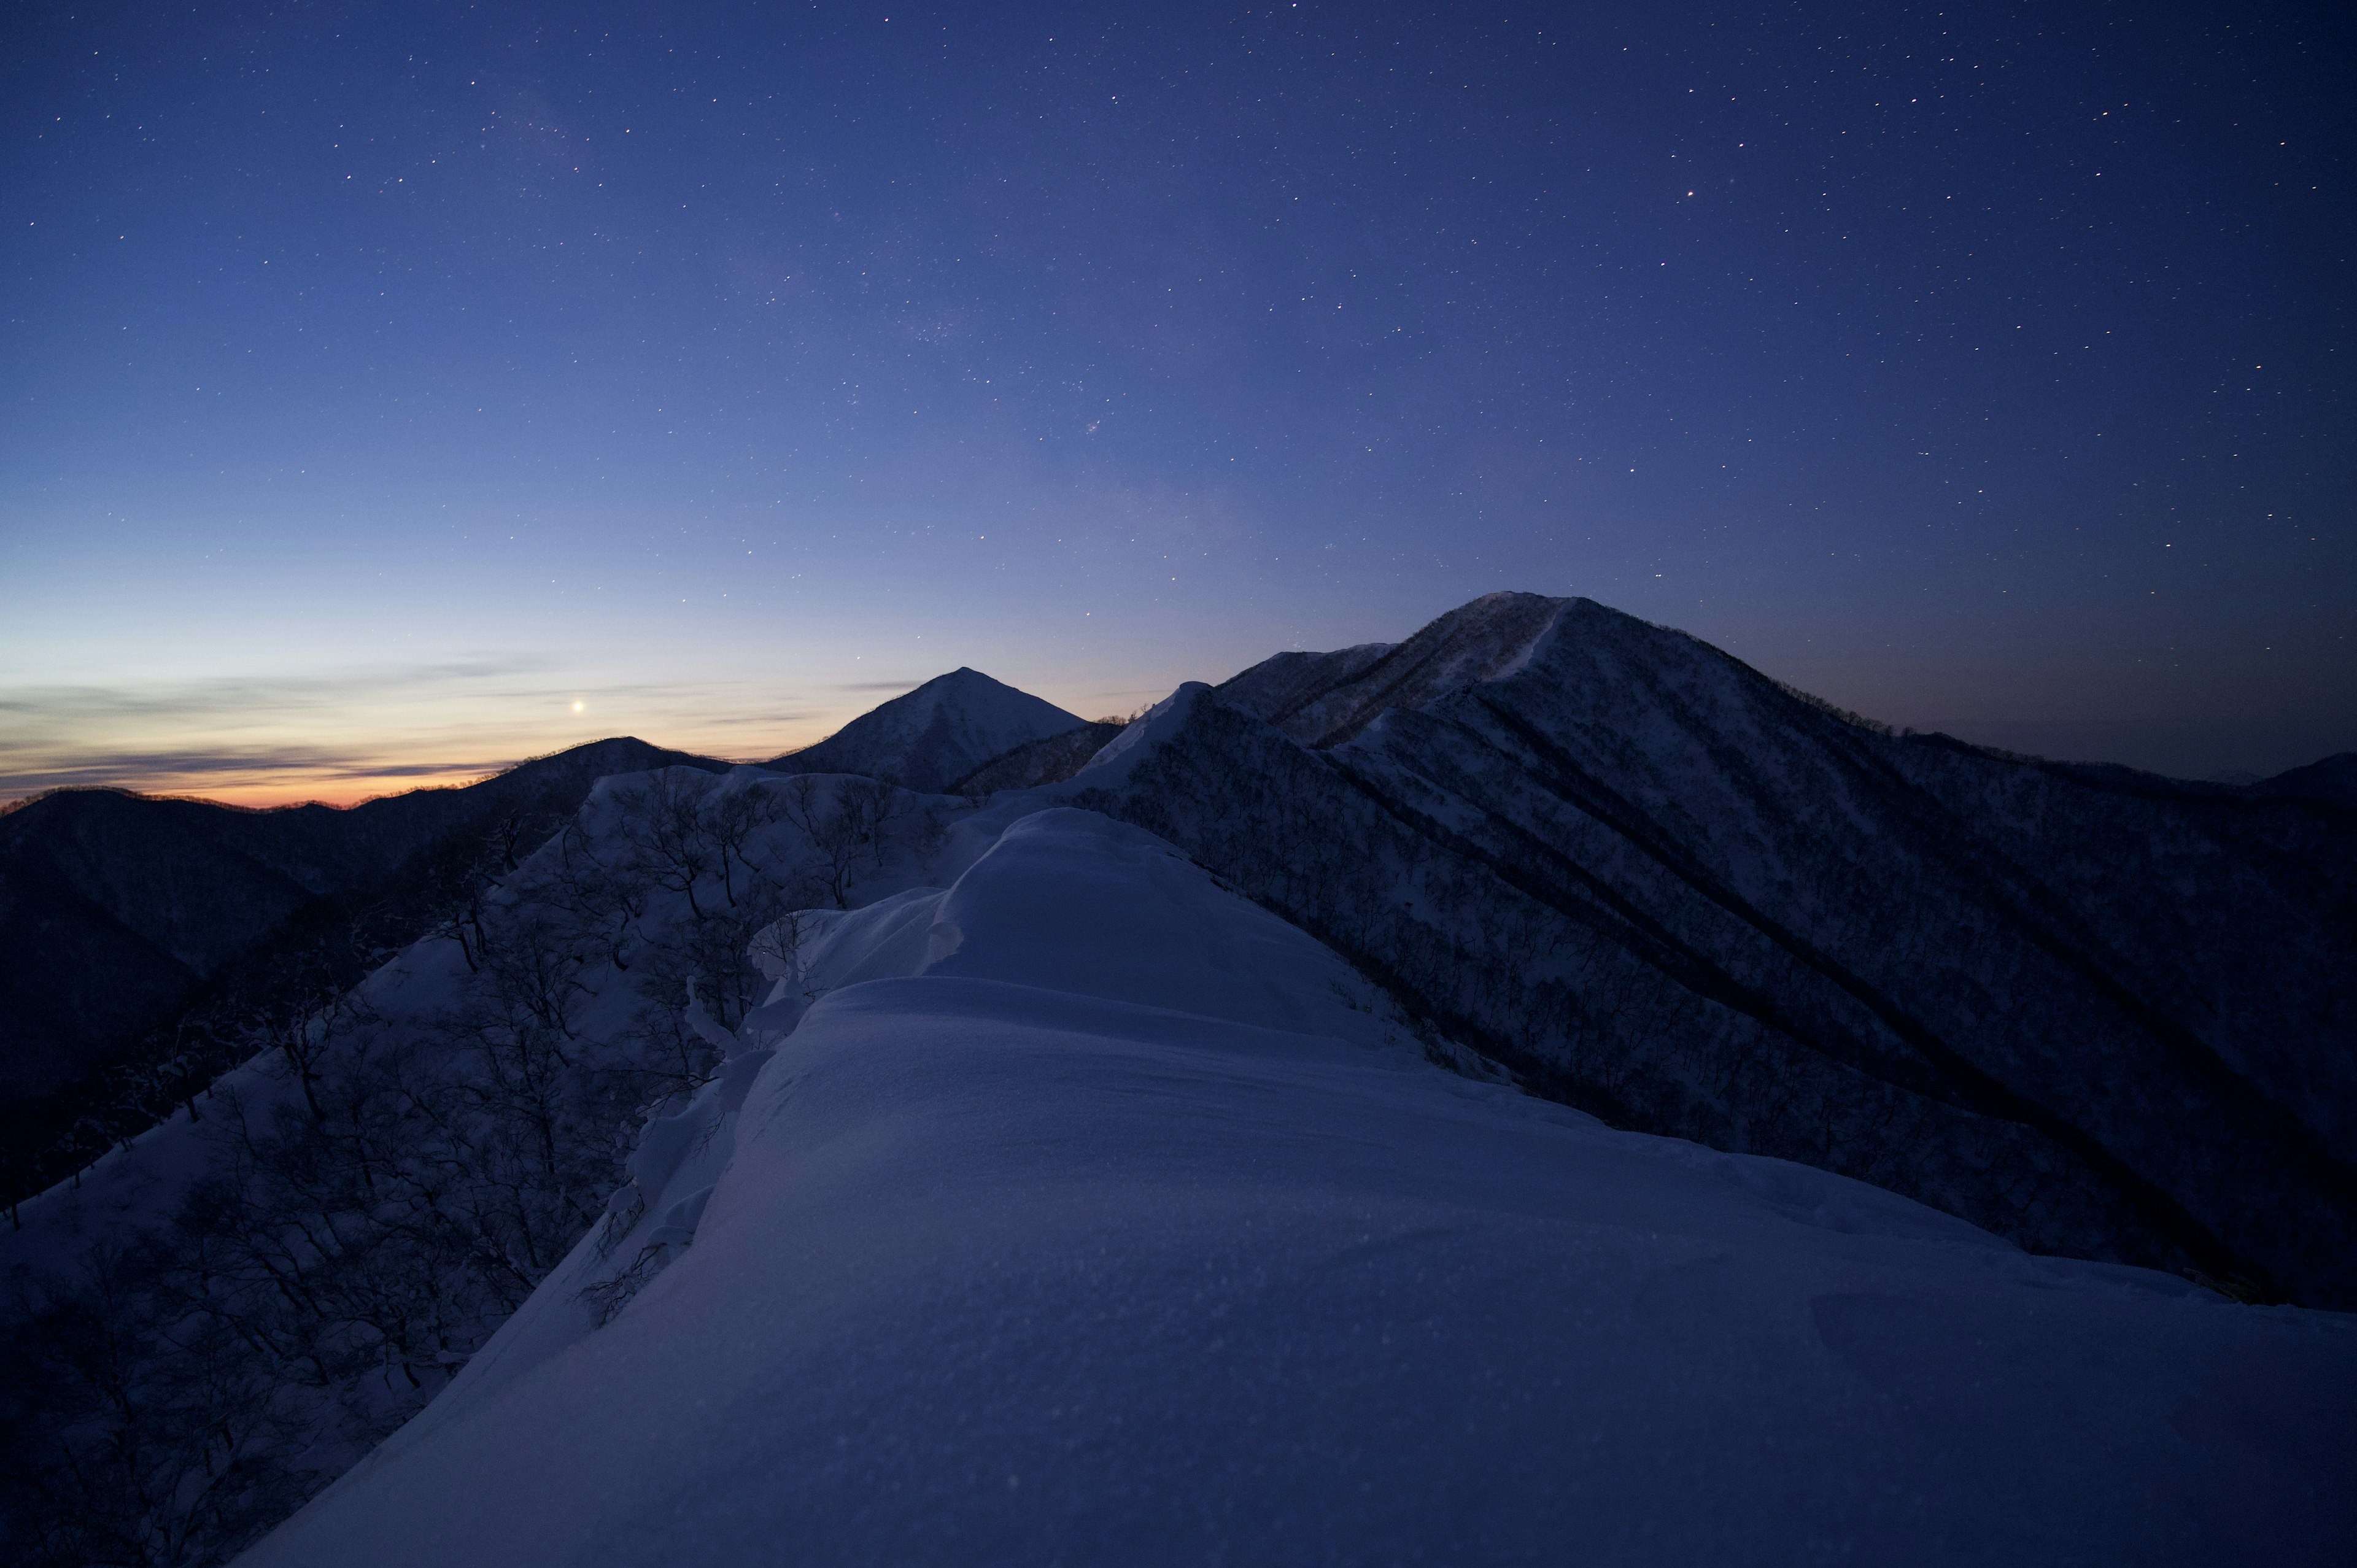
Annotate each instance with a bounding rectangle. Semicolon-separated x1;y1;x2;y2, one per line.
0;740;729;1101
0;738;732;1205
761;667;1086;793
1066;592;2357;1308
6;596;2352;1564
0;763;996;1564
239;806;2356;1566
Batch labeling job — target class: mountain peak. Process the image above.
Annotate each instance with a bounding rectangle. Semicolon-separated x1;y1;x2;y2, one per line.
763;669;1085;794
1220;590;1569;747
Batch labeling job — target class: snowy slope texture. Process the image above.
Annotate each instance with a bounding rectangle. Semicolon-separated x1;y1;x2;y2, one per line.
0;739;727;1101
1066;592;2357;1307
1208;637;1396;735
761;667;1086;793
240;807;2356;1568
947;718;1126;794
0;738;731;1207
0;765;989;1566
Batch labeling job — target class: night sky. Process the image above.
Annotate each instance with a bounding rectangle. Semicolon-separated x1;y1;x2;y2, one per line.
4;1;2350;804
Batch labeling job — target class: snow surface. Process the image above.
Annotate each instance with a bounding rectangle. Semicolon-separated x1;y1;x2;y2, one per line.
1067;681;1214;787
240;806;2357;1567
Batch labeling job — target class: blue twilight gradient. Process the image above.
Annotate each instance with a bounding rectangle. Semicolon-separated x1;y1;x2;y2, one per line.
3;0;2351;801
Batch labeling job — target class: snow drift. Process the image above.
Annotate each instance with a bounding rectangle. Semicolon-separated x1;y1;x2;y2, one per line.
240;808;2357;1567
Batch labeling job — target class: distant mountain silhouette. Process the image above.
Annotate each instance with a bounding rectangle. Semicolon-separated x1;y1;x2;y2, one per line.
1066;592;2357;1307
762;668;1085;794
0;738;729;1192
2251;751;2357;809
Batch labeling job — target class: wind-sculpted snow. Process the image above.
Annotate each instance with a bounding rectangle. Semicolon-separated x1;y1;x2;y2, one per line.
0;764;991;1564
1074;593;2357;1307
241;808;2355;1567
762;666;1086;793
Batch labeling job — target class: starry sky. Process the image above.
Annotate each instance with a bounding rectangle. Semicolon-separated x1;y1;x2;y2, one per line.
4;1;2350;805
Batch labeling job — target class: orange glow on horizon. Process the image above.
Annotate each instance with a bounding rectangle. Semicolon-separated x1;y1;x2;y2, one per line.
20;744;784;813
36;765;511;813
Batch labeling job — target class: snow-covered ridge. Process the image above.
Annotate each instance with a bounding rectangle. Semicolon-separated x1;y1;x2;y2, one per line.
239;806;2357;1566
1211;638;1395;733
1;762;999;1561
1070;595;2357;1308
10;597;2355;1565
1218;590;1564;747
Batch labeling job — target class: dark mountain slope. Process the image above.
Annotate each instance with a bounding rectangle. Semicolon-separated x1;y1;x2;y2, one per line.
1210;639;1396;736
0;793;323;1100
1069;593;2357;1306
2253;752;2357;809
1236;592;1564;748
948;721;1127;794
0;738;729;1197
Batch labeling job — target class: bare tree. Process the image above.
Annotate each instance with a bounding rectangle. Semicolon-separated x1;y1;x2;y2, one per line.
841;777;908;874
236;941;377;1122
0;754;899;1564
776;776;864;908
417;827;513;973
705;780;786;908
749;907;834;1001
544;816;654;972
617;771;720;921
478;905;591;1045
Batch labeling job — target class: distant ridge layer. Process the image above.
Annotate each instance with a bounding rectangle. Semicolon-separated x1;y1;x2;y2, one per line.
949;721;1128;795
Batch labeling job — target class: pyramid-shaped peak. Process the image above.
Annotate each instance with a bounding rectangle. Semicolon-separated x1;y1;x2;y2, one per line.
896;666;1026;700
763;669;1085;794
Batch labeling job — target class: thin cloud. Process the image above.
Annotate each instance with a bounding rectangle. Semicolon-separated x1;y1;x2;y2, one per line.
0;657;562;727
0;657;849;803
699;711;818;728
0;745;502;796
